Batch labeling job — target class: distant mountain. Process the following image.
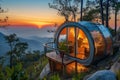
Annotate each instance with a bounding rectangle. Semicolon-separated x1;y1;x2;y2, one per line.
0;32;53;56
27;36;53;43
0;32;10;56
19;37;53;52
0;26;55;38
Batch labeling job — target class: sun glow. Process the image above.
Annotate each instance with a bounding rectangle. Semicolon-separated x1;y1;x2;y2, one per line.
29;21;52;28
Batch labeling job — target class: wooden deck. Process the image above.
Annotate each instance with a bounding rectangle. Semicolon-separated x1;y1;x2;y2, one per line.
46;51;88;74
46;51;74;73
46;52;74;65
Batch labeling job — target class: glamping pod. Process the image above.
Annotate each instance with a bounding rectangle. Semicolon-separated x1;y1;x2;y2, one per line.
54;21;113;66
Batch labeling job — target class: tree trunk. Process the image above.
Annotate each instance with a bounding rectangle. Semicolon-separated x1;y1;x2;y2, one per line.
65;18;68;22
72;11;76;22
10;43;13;68
65;15;69;22
106;0;109;27
80;0;83;21
115;9;117;36
73;14;76;22
100;0;104;25
10;54;12;68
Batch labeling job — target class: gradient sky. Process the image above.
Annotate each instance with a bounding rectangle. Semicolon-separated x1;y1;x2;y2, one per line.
1;0;120;28
2;0;64;28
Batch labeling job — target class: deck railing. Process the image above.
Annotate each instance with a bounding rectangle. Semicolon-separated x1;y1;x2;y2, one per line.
43;42;60;55
43;42;72;75
43;42;67;54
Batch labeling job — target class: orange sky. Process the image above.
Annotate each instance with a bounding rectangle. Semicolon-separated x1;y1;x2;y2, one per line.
7;13;64;28
4;10;119;29
8;14;120;29
2;0;64;28
2;0;120;29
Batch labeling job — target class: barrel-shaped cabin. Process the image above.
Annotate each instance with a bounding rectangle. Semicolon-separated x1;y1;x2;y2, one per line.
46;21;113;73
54;21;113;65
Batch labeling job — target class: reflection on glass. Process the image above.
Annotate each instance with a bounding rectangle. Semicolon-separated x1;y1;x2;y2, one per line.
105;37;112;54
91;30;105;56
98;25;112;55
58;28;67;42
58;28;68;54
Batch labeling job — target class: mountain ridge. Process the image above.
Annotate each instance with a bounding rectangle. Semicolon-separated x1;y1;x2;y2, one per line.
0;32;53;56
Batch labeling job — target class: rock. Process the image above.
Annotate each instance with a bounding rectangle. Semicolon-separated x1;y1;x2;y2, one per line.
87;70;116;80
110;61;120;74
83;74;92;80
40;63;50;79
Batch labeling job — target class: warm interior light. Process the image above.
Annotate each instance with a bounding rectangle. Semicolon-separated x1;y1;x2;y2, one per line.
66;62;88;73
70;28;75;37
59;27;90;73
68;28;89;59
69;28;89;44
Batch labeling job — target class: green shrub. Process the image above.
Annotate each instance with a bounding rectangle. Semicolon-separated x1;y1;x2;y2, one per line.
49;74;60;80
72;72;87;80
117;70;120;80
0;63;29;80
